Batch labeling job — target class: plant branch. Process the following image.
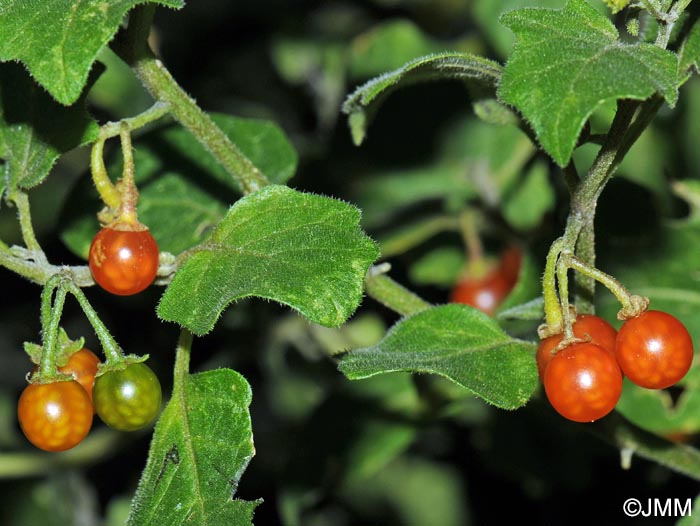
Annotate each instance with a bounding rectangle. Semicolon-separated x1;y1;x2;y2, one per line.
8;191;45;257
112;6;270;195
364;263;431;317
174;329;193;389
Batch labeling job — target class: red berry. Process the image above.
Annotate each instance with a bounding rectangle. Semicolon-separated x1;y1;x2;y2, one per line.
536;314;617;379
18;380;93;451
89;224;159;296
615;310;694;389
544;342;622;422
451;271;511;316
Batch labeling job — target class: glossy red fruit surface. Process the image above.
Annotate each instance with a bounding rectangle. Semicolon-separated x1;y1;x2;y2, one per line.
536;314;617;379
89;225;159;296
544;342;622;422
18;380;93;451
615;310;694;389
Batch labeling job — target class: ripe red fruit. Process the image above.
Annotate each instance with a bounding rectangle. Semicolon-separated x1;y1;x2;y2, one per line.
543;342;622;422
451;247;522;316
615;310;694;389
89;224;159;296
536;314;617;379
450;272;511;316
18;380;93;451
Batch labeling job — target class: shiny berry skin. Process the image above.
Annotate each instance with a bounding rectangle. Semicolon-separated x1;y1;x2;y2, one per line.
93;363;162;431
536;314;617;379
451;272;511;316
89;225;159;296
17;380;93;451
544;342;622;422
615;310;694;389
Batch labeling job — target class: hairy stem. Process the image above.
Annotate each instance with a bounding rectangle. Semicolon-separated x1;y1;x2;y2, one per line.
364;264;431;317
113;5;270;195
64;281;124;363
10;191;44;256
174;329;193;389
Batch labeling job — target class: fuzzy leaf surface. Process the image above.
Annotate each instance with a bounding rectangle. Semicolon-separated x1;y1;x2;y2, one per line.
127;368;259;526
499;0;678;166
0;0;184;105
0;63;98;191
343;52;502;145
158;185;379;335
339;304;538;409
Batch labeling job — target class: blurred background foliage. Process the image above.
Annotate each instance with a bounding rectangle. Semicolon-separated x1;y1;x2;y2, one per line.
1;0;699;525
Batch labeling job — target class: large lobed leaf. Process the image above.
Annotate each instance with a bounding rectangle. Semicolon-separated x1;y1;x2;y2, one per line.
0;0;184;106
498;0;679;166
343;52;503;146
158;185;379;335
127;368;259;526
0;62;98;192
338;304;538;410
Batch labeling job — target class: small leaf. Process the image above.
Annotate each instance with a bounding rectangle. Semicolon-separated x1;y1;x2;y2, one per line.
158;185;379;335
498;0;679;166
0;62;98;191
127;368;259;526
339;304;538;410
343;52;503;145
0;0;184;106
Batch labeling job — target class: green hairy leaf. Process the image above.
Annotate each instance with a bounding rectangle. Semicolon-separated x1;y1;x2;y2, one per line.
498;0;679;166
0;0;184;106
339;304;538;410
0;62;98;191
158;185;379;335
127;368;259;526
343;52;503;145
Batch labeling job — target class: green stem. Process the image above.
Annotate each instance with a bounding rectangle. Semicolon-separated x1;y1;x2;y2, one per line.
562;254;648;318
90;137;121;210
174;329;193;388
112;6;270;195
459;209;485;274
64;282;124;363
364;264;431;317
542;238;564;331
556;255;574;340
99;101;170;139
574;220;596;313
118;123;139;224
10;191;44;255
38;278;68;381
